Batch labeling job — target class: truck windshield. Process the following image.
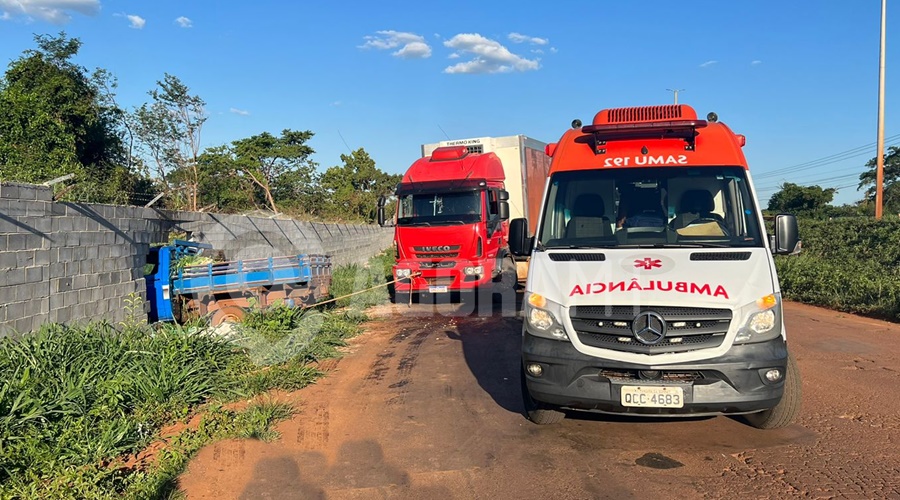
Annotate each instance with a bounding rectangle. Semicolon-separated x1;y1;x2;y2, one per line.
538;167;764;248
397;190;482;226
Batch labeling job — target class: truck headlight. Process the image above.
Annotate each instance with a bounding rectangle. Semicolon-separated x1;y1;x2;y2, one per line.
734;293;783;344
396;268;412;278
464;266;483;276
524;292;569;341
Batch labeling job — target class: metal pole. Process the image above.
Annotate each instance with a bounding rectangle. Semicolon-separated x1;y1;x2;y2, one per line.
876;0;887;219
666;88;684;105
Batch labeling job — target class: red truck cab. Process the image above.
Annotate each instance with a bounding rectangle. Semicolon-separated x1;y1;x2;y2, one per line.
384;146;516;299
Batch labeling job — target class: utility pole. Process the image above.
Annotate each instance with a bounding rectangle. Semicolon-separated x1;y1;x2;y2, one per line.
666;88;685;105
876;0;887;219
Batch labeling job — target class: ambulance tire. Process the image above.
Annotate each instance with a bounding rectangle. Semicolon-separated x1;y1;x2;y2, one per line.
521;363;565;425
744;352;802;429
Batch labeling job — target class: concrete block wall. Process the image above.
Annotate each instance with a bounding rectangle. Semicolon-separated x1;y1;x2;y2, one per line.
180;215;393;266
0;182;170;335
0;182;393;336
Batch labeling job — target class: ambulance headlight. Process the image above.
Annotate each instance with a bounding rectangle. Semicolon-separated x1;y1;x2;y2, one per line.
524;292;569;341
734;293;783;344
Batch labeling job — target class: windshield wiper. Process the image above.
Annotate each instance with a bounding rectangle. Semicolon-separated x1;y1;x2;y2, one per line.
614;243;731;248
544;244;617;249
401;221;432;227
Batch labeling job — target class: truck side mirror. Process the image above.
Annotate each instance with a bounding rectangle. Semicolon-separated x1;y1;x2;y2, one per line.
377;195;386;227
498;190;510;201
773;214;799;255
499;201;510;220
509;218;532;256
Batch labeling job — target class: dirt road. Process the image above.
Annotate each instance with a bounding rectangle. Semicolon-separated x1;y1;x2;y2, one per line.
179;296;900;499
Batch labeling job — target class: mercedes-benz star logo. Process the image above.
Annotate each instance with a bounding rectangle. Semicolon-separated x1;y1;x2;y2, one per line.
632;311;667;345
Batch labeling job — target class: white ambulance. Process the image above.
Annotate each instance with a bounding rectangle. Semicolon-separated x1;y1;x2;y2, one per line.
510;105;801;429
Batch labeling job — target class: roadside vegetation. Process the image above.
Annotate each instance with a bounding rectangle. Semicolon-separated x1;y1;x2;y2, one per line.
0;252;394;499
765;146;900;321
775;217;900;321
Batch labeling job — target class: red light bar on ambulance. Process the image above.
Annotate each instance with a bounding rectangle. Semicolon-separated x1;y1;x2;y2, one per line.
583;105;708;152
430;146;469;162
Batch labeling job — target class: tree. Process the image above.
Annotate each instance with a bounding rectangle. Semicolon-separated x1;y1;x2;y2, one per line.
859;146;900;216
231;129;317;214
767;183;836;215
0;33;140;202
319;148;401;222
133;74;206;211
195;146;256;212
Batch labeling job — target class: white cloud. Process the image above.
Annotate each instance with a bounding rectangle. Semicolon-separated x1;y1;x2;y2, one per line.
0;0;99;24
751;60;762;66
126;14;145;29
359;30;432;59
699;60;718;68
448;52;460;59
175;16;192;28
508;32;548;45
442;33;540;74
550;47;558;54
394;41;431;59
531;49;544;55
230;107;250;116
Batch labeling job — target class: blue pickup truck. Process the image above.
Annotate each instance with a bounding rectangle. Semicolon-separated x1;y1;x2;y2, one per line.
145;240;332;325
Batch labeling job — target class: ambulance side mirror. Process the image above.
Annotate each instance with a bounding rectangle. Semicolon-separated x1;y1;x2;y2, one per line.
773;214;800;255
509;218;532;256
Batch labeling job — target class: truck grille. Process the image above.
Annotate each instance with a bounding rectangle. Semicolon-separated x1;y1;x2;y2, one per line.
424;277;454;286
413;245;460;259
419;261;455;269
569;306;732;354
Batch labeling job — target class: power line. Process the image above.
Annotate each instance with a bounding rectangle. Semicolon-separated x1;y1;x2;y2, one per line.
754;133;900;180
755;170;866;192
336;129;353;153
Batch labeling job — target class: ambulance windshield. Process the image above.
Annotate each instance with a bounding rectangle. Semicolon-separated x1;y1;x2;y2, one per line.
538;167;764;248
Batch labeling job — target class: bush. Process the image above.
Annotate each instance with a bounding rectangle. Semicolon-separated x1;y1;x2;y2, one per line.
776;217;900;320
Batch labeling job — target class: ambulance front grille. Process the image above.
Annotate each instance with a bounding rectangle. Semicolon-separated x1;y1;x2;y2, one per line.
569;306;732;355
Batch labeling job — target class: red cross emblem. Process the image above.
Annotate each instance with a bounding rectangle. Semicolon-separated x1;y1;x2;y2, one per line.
634;258;662;270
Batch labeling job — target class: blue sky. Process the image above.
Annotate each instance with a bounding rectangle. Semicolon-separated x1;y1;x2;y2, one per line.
0;0;896;206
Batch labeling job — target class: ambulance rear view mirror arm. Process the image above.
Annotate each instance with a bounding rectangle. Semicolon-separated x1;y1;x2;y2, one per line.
509;218;532;256
772;214;800;255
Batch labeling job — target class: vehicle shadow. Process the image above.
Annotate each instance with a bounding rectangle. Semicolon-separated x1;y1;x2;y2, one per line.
444;288;526;414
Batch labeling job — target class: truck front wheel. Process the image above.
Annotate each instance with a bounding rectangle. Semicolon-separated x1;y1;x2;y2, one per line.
521;363;565;425
744;352;802;429
492;256;518;300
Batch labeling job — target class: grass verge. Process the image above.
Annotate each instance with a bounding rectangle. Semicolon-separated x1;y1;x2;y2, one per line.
0;251;393;499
